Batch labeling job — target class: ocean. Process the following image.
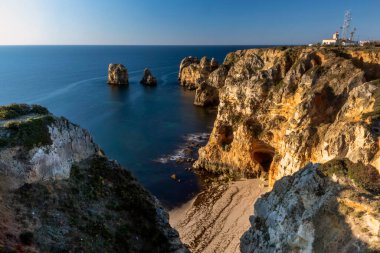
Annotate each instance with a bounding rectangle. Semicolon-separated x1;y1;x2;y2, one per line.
0;45;261;208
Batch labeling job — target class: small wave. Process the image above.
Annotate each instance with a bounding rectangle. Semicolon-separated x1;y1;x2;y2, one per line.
154;132;210;164
30;76;105;103
160;71;178;86
184;133;210;142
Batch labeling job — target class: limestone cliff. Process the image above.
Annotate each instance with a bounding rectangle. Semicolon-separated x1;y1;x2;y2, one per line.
178;56;221;106
241;159;380;253
190;47;380;186
0;104;188;253
178;56;219;90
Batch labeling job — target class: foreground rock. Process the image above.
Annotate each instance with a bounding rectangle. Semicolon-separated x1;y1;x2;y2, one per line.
193;47;380;186
241;159;380;253
108;63;129;85
0;104;188;253
140;68;157;86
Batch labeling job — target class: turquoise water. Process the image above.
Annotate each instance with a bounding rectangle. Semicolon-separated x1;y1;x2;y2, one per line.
0;46;262;207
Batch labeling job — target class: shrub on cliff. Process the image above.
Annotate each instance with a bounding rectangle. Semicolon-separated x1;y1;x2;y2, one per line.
318;158;380;194
2;115;55;149
12;156;172;253
0;104;49;120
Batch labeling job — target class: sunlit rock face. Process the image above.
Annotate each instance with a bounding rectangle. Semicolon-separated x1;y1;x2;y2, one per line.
108;63;129;85
192;47;380;186
241;159;380;253
178;56;219;87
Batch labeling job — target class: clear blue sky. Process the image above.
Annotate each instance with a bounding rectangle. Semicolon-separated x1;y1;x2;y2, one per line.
0;0;379;45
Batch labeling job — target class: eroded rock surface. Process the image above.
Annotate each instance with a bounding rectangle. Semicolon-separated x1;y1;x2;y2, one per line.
192;47;380;186
108;63;129;85
0;104;188;253
241;159;380;253
140;68;157;86
178;56;219;89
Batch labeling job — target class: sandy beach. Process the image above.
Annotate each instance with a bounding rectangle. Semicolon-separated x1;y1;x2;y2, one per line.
170;179;268;253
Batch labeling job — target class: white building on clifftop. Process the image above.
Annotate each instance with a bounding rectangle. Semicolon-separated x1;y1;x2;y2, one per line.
322;32;339;45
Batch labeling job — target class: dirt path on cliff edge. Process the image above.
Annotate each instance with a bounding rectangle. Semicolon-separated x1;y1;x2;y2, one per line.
170;179;268;253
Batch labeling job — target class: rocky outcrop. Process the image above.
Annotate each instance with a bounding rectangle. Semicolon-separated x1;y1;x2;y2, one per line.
178;56;225;107
194;80;219;107
193;47;380;186
241;159;380;253
178;56;219;90
140;68;157;86
0;104;188;253
108;63;129;85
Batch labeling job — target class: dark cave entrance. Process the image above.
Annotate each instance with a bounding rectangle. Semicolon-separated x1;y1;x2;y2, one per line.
253;151;274;173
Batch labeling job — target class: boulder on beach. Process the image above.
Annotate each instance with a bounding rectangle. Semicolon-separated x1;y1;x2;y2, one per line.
140;68;157;86
107;63;128;85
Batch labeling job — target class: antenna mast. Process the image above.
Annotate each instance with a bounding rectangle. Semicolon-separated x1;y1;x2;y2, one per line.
340;10;352;40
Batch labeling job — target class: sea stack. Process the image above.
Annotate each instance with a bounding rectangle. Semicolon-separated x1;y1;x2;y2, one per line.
107;63;128;85
140;68;157;86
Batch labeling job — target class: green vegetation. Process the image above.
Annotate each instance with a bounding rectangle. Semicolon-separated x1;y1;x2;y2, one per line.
1;116;55;149
0;104;49;120
13;156;171;252
318;159;380;194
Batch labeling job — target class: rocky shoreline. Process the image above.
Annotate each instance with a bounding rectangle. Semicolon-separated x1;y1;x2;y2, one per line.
1;46;380;252
175;46;380;252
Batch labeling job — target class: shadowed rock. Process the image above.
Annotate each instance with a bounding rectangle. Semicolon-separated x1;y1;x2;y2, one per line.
194;80;219;107
241;159;380;253
0;104;189;253
140;68;157;86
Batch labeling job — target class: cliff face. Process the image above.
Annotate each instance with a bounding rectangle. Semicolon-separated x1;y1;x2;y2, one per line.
0;104;188;253
191;47;380;186
179;56;221;106
241;159;380;253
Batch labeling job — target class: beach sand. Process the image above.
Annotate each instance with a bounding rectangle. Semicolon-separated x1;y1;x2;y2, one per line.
170;179;268;253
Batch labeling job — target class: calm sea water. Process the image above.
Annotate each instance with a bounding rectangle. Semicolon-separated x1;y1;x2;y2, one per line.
0;45;264;207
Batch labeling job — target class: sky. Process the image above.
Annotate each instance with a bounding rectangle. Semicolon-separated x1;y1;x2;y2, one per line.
0;0;379;45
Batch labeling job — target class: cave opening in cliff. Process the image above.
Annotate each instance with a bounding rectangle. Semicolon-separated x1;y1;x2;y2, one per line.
217;125;234;148
253;151;274;173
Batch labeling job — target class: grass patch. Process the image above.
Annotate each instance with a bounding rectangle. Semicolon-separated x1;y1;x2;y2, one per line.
318;159;380;194
0;104;49;120
3;115;55;149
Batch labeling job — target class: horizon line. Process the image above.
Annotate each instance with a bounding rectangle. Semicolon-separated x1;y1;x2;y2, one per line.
0;44;300;47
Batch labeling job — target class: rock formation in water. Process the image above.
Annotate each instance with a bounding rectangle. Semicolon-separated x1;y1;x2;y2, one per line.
108;63;129;85
241;159;380;253
140;68;157;86
178;56;221;106
190;47;380;187
0;104;188;253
